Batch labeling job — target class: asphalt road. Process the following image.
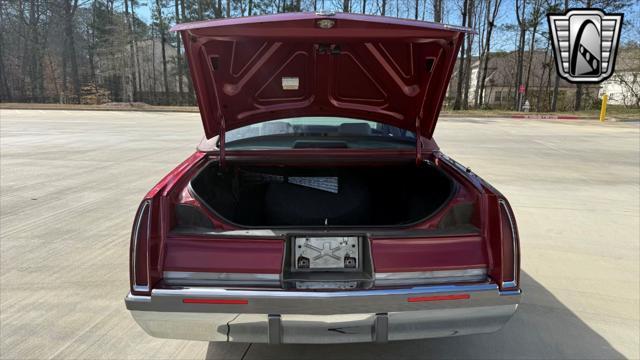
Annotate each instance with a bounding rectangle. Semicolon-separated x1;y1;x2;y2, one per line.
1;109;638;359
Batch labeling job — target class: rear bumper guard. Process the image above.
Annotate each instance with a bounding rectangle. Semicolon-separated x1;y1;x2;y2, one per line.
125;283;520;343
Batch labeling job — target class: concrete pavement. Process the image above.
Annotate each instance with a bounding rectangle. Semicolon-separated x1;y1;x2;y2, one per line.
1;109;638;359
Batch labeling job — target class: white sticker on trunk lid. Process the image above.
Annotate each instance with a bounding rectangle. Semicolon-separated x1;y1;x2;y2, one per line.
281;77;299;90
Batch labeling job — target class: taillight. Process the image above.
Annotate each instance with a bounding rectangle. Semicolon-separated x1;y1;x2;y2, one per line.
130;200;152;295
498;199;519;290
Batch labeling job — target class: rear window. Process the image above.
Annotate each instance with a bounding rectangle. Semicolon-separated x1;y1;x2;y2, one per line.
225;117;416;150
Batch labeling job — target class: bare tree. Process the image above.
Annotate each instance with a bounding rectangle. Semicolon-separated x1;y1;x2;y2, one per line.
124;0;138;101
550;0;566;112
477;0;502;107
131;0;143;94
453;0;468;110
155;0;170;98
151;23;158;98
514;0;528;110
61;0;81;101
433;0;442;22
523;0;545;98
19;0;47;102
174;0;183;103
536;35;552;111
462;0;476;109
0;2;13;101
473;0;486;107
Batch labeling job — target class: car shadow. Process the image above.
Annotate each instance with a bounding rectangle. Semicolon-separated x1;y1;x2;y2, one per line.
205;272;624;359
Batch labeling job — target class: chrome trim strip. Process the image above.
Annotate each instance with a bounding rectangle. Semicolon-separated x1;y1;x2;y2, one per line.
125;283;520;316
498;199;518;289
132;201;151;293
499;289;522;296
152;283;498;299
163;271;281;286
128;283;516;315
132;285;151;292
125;283;519;309
126;294;151;303
375;268;487;286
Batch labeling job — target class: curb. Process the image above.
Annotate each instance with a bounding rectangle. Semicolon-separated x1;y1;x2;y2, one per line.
0;104;200;113
439;113;599;120
509;114;598;120
2;104;632;121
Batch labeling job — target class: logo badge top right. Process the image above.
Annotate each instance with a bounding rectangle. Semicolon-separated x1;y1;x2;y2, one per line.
548;9;623;84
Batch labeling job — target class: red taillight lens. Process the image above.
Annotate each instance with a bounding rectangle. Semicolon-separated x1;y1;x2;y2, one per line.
498;199;519;290
130;200;151;295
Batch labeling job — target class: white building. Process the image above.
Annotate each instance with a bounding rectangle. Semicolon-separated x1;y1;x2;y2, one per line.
598;47;640;107
448;47;640;110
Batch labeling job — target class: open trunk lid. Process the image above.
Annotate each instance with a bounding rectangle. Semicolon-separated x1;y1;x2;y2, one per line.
172;13;470;140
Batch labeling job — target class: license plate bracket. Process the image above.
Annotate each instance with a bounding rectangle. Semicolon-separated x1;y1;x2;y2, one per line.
292;236;361;272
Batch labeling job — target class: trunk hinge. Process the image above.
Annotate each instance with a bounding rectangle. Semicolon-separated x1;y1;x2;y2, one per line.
415;120;423;166
218;112;226;168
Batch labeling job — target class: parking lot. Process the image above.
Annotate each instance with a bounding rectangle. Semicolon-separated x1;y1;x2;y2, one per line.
0;109;638;359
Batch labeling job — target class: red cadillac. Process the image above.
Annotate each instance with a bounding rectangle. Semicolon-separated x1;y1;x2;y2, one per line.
125;12;520;344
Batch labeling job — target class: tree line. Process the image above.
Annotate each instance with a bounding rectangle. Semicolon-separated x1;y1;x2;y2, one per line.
0;0;636;111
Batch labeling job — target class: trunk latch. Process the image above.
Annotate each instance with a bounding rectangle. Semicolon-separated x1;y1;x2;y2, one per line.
316;43;341;55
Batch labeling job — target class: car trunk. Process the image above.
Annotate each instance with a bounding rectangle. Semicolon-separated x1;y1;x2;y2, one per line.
189;161;456;227
128;16;495;294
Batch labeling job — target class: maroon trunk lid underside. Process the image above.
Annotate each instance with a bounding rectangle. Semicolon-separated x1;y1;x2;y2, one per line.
172;13;470;139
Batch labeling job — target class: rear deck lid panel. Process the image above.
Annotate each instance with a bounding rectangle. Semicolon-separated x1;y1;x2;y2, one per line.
172;13;470;139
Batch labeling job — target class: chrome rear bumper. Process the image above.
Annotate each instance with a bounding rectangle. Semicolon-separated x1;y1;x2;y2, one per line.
125;283;520;343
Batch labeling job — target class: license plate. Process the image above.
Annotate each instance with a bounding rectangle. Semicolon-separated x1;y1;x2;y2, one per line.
293;236;360;271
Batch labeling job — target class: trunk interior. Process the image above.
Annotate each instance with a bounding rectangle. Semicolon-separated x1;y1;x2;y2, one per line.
189;162;457;227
